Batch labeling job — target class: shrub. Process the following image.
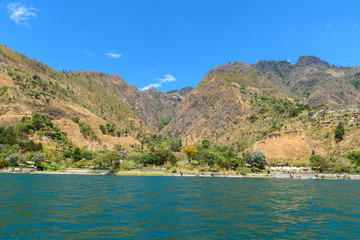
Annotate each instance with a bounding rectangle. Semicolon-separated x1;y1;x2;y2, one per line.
80;151;94;160
170;139;181;152
152;149;177;165
93;151;121;168
63;151;73;158
0;127;18;145
190;160;198;166
6;154;19;165
249;151;267;169
247;114;258;123
138;154;155;165
32;153;45;163
211;163;221;172
19;140;43;152
347;151;360;166
32;113;54;130
0;159;8;168
45;162;60;171
99;125;106;134
120;159;138;171
73;148;82;162
334;122;345;142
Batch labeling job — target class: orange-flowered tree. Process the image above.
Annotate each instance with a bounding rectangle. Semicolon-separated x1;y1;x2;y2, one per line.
182;145;198;164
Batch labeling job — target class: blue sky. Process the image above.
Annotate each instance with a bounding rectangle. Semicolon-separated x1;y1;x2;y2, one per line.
1;0;360;92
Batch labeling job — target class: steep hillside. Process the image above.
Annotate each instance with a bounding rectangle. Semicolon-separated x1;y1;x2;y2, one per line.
253;56;360;108
141;87;193;130
0;45;145;151
163;62;300;146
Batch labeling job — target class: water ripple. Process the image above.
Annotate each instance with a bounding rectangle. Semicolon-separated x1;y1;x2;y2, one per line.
0;175;360;239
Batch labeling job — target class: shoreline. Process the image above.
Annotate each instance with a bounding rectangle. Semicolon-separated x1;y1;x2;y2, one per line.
1;169;360;180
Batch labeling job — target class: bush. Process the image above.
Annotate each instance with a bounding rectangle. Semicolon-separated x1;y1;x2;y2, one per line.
347;151;360;166
32;153;45;163
247;114;258;123
0;127;18;145
236;167;249;175
310;155;325;167
45;162;60;171
211;163;221;172
249;151;267;169
19;140;43;152
152;149;177;165
6;154;19;165
138;154;155;166
93;151;121;168
32;113;54;130
63;151;73;158
190;160;198;166
120;160;138;170
0;159;8;168
80;151;94;160
334;122;345;142
170;139;181;152
73;148;81;162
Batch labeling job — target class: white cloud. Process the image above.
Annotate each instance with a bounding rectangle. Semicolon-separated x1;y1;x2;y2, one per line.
104;52;122;59
140;74;176;91
7;2;37;26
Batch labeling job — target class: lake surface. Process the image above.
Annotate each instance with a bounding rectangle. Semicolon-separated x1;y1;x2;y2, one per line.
0;174;360;239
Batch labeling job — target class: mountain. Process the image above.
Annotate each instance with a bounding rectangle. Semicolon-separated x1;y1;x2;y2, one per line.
0;45;146;151
2;43;360;164
162;61;297;145
253;56;360;108
141;87;193;130
161;58;360;162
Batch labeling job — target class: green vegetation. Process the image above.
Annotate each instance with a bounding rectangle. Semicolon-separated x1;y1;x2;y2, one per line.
182;145;198;163
248;151;267;169
334;122;345;142
72;118;98;141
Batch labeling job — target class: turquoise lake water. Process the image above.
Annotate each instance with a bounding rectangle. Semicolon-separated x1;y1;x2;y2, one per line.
0;174;359;239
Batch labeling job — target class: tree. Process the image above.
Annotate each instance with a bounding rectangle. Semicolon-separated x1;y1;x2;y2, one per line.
182;145;198;164
138;154;155;166
6;154;19;166
63;151;73;158
32;153;45;169
32;153;45;163
81;151;94;160
243;152;253;165
152;149;177;165
334;122;345;142
309;155;326;167
0;159;8;168
249;151;267;169
73;147;82;162
93;151;121;168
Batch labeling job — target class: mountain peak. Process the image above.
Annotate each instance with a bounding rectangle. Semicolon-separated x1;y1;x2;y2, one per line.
206;61;251;78
296;56;332;68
